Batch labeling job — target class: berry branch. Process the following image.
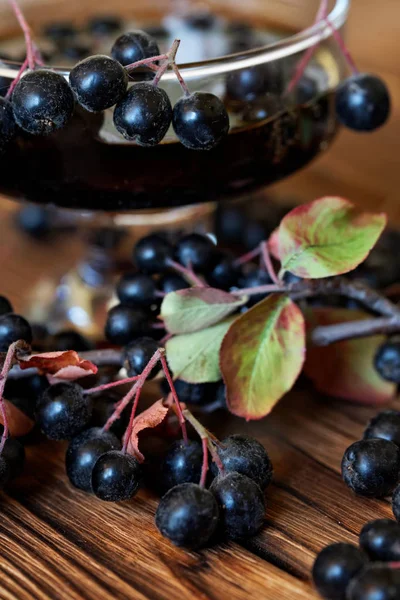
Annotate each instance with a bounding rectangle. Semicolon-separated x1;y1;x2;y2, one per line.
181;407;224;474
311;315;400;346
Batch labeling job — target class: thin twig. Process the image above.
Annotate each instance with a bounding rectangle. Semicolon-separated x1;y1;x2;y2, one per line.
261;241;281;286
311;315;400;346
7;0;35;69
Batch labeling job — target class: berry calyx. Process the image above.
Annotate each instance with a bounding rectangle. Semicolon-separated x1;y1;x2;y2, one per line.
105;305;149;345
172;91;229;150
0;313;32;351
360;519;400;562
12;69;74;135
111;30;160;67
69;55;128;113
91;450;142;501
374;341;400;383
35;382;92;440
346;564;400;600
155;482;219;548
116;273;157;308
133;234;173;275
175;233;216;273
364;410;400;447
160;439;203;494
0;97;16;151
335;74;391;132
312;543;367;600
123;337;160;379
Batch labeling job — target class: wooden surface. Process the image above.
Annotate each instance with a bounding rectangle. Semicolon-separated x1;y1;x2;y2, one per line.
1;0;400;598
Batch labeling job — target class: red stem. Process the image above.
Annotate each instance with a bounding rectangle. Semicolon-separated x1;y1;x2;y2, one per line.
166;258;205;287
6;57;28;98
8;0;35;70
199;437;209;487
84;375;140;396
233;246;261;267
152;39;181;88
124;53;168;72
122;386;142;453
326;17;359;74
171;63;191;96
261;241;281;286
159;353;188;443
0;342;19;453
231;284;284;297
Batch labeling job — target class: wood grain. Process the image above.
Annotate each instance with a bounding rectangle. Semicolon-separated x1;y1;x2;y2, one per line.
0;0;400;598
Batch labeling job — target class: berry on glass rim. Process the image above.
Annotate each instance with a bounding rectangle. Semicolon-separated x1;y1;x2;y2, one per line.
35;382;92;440
0;313;32;351
159;439;203;495
111;30;160;67
105;305;149;345
364;410;400;447
335;73;390;132
91;450;142;501
359;519;400;562
69;55;128;113
0;98;16;151
346;563;400;600
123;337;160;379
133;234;173;275
374;341;400;384
312;543;367;600
175;233;216;272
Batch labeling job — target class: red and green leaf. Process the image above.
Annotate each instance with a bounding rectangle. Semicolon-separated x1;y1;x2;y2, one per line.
277;197;386;279
220;295;305;420
304;307;396;405
124;399;169;462
17;351;98;381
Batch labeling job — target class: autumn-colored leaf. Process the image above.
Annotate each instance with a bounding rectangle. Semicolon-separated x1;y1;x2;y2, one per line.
124;399;169;462
166;318;235;383
220;295;305;420
161;287;247;334
18;351;98;381
0;400;34;437
277;197;387;279
304;307;396;405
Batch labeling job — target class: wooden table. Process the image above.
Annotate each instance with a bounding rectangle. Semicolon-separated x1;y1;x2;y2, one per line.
0;0;399;598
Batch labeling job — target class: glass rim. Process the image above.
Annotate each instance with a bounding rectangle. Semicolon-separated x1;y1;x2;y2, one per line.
0;0;350;82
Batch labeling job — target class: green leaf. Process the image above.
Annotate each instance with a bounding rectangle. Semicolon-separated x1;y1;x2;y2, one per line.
220;295;305;420
304;307;396;405
277;197;387;279
166;318;235;383
161;287;247;334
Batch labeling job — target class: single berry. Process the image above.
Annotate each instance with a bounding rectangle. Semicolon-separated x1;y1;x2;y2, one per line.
360;519;400;562
16;205;51;238
133;234;173;274
105;305;149;345
312;543;367;600
162;379;219;406
0;313;32;351
208;252;240;290
66;427;121;492
0;436;25;488
12;69;74;135
53;330;93;352
5;373;48;419
87;15;122;36
210;434;273;490
0;97;16;151
226;64;283;102
210;472;265;539
69;55;128;113
160;440;203;494
335;74;390;132
43;21;76;42
111;30;160;67
392;484;400;522
114;83;172;146
374;341;400;384
117;273;157;308
172;92;229;150
0;296;12;316
123;337;160;378
347;564;400;600
341;439;400;497
35;382;92;440
239;268;272;306
92;450;142;501
364;410;400;447
158;273;189;294
175;233;216;272
155;482;219;548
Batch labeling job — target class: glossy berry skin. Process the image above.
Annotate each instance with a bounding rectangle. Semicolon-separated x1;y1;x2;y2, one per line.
114;83;172;146
347;564;400;600
172;92;229;150
158;273;189;294
360;519;400;561
175;233;216;272
92;450;142;501
208;252;240;290
116;273;157;308
111;30;160;67
12;70;74;135
312;543;367;600
35;382;92;440
364;410;400;447
155;482;219;548
341;439;400;497
53;330;93;352
0;98;16;151
69;55;128;113
0;313;32;351
105;305;149;345
160;440;203;494
134;234;173;274
0;296;12;316
0;436;25;488
87;15;121;36
210;434;273;490
66;427;121;492
374;342;400;383
335;74;390;132
123;337;160;379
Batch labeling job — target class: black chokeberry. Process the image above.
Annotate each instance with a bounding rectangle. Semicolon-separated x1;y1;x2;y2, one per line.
347;564;400;600
360;519;400;562
341;439;400;497
35;382;92;440
172;92;229;151
105;305;149;345
208;252;240;290
5;373;48;419
69;55;128;113
0;313;32;351
12;70;74;135
226;64;283;102
87;15;122;36
114;83;172;146
66;427;121;492
162;379;219;406
210;434;273;490
0;436;25;488
374;341;400;384
215;206;244;244
111;30;160;67
16;205;51;238
155;482;219;548
92;450;142;501
116;273;157;308
160;440;203;494
123;337;160;379
210;472;265;539
158;273;189;294
0;296;12;316
312;543;367;600
0;97;16;151
239;268;272;306
335;74;390;132
53;330;94;352
364;410;400;447
133;234;173;274
175;233;216;272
